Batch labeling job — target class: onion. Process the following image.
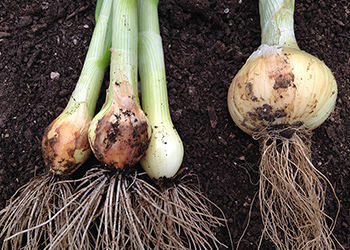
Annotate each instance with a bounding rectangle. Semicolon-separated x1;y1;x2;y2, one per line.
88;1;151;169
0;0;112;248
227;0;340;249
55;1;153;248
136;0;228;249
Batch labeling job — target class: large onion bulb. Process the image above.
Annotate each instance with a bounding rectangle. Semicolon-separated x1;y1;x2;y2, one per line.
228;44;337;135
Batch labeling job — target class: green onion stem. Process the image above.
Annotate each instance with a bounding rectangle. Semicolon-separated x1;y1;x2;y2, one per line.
110;0;138;95
95;0;139;117
95;0;104;22
260;0;299;49
138;0;170;124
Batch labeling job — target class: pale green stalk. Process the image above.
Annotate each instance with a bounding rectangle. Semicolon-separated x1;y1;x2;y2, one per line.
259;0;299;49
64;0;112;118
138;0;184;179
94;0;104;22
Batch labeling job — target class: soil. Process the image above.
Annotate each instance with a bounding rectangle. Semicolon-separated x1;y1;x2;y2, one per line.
0;0;349;249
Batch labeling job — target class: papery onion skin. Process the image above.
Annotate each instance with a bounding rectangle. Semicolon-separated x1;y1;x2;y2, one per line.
228;44;337;135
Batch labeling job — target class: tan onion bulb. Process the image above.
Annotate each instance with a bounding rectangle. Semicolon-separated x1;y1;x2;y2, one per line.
228;44;337;135
42;105;91;175
88;77;150;169
227;1;340;249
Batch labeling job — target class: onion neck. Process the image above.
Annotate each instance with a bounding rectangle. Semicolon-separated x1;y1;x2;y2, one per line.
259;0;299;49
138;0;172;129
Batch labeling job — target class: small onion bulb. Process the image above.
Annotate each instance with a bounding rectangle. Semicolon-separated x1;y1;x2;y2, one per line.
88;81;151;169
42;105;91;175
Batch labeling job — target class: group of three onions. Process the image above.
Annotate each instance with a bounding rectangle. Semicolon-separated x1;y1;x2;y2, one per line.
43;0;183;185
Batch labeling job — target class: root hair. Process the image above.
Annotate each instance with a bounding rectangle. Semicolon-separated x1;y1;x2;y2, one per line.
132;172;229;250
47;168;151;250
254;128;341;250
5;169;231;249
0;174;76;250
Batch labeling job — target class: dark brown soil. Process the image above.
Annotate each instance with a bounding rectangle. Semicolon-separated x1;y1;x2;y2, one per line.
1;0;349;249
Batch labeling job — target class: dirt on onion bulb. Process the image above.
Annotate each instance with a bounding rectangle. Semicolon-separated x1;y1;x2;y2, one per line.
88;76;150;169
228;45;337;136
227;0;341;249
